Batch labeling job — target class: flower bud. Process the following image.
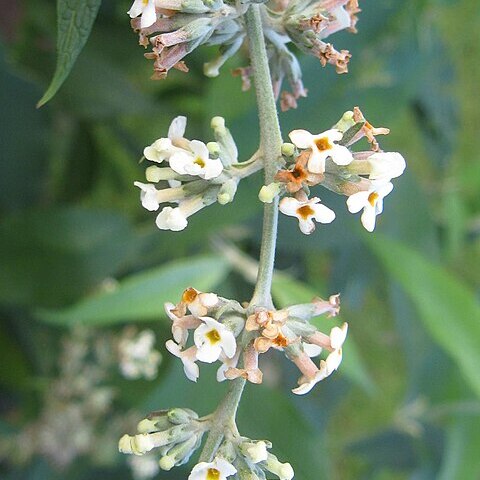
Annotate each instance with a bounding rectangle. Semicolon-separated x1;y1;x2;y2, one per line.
264;453;294;480
167;408;198;425
137;417;169;434
218;179;238;205
333;110;355;133
207;141;221;157
220;312;245;336
258;183;281;203
159;434;199;470
211;116;238;166
281;142;295;157
240;441;269;464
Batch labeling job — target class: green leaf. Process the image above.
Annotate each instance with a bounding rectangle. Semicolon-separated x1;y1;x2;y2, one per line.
37;0;102;107
0;208;139;308
272;272;376;393
438;416;480;480
37;256;230;326
366;235;480;397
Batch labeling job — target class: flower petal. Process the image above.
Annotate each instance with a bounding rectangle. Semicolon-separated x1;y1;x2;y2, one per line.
346;191;369;214
330;144;353;166
307;149;327;174
140;0;156;28
155;207;188;231
330;323;348;350
196;343;222;363
169;151;192;175
127;0;144;18
203;158;223;180
168;116;187;140
303;343;322;357
312;203;336;224
190;139;209;161
288;129;313;149
279;197;301;217
298;218;315;235
220;329;237;359
360;205;376;232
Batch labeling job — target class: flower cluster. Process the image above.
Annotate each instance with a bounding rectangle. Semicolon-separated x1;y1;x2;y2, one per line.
119;407;294;480
119;408;207;471
271;107;406;233
165;287;347;395
118;327;162;380
135;116;261;231
128;0;360;109
191;436;294;480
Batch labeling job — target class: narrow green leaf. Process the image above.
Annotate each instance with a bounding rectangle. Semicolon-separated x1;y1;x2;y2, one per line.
272;273;376;392
37;0;101;107
366;235;480;397
438;416;480;480
37;256;230;326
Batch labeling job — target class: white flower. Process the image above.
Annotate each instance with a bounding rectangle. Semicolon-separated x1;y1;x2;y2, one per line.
279;196;335;234
143;116;187;163
291;366;329;395
241;441;269;463
180;287;219;317
164;302;201;347
330;323;348;350
155;206;188;231
165;340;199;382
128;0;157;29
134;182;160;211
324;348;343;375
346;181;394;232
170;140;223;180
216;351;240;382
189;458;237;480
289;128;353;173
368;152;406;181
194;317;236;363
119;329;161;380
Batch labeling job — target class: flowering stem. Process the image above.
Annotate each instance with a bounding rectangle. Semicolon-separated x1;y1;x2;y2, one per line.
198;377;246;462
198;3;282;462
246;4;283;309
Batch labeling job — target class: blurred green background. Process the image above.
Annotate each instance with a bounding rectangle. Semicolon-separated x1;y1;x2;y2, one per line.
1;0;480;478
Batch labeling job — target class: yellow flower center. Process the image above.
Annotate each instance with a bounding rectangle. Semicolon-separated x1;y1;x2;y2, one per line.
297;205;314;220
314;137;332;151
206;329;221;345
182;287;198;303
194;157;206;168
142;0;148;5
207;468;221;479
368;192;379;207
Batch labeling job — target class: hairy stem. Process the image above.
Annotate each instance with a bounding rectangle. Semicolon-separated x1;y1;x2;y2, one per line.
198;377;246;462
247;4;283;309
198;4;282;462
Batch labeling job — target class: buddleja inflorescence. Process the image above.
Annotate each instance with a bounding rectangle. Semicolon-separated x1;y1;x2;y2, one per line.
119;1;406;479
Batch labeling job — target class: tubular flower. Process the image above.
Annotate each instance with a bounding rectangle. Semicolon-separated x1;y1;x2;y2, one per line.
291;323;348;395
289;128;353;174
275;150;324;193
279;196;335;235
170;140;223;179
189;458;237;480
128;0;157;29
194;317;236;363
346;180;394;232
165;340;200;382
